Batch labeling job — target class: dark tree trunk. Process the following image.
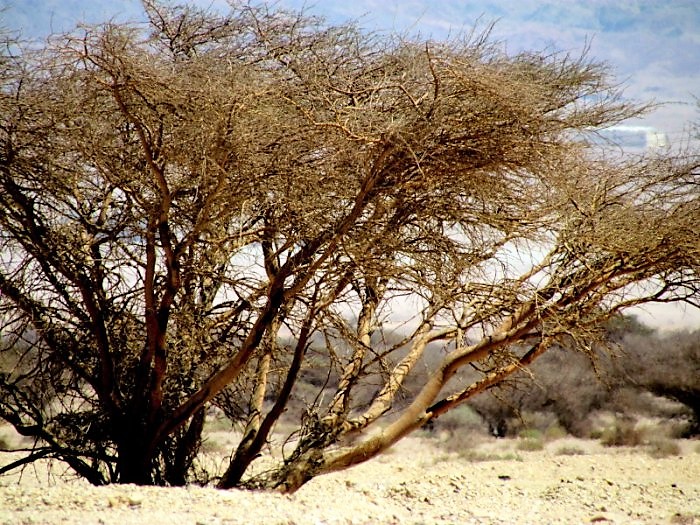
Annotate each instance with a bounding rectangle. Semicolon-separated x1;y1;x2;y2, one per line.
115;417;156;485
116;442;154;485
167;408;205;486
217;430;259;488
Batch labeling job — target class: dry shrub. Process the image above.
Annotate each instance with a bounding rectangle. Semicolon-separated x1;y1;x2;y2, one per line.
514;428;544;450
459;449;523;462
460;323;700;444
646;438;681;458
544;423;568;441
431;429;488;457
600;419;645;447
426;405;495;460
467;349;615;439
516;437;545;451
615;329;700;436
668;419;697;439
556;445;586;456
431;404;488;436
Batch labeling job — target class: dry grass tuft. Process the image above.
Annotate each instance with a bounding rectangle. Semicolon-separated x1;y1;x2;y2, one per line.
555;445;586;456
646;438;681;458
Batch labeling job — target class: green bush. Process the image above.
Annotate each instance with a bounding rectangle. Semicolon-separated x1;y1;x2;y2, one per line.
544;423;568;441
516;437;544;451
518;428;543;440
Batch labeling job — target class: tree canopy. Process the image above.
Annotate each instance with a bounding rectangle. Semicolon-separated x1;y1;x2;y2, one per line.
1;1;698;491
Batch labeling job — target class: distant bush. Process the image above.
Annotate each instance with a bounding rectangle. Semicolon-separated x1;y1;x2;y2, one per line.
430;404;486;435
543;423;568;441
618;328;700;437
516;436;544;451
600;419;644;447
458;318;700;440
517;428;541;439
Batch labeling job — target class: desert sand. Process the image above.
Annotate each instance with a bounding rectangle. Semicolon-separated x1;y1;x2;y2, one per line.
1;433;699;525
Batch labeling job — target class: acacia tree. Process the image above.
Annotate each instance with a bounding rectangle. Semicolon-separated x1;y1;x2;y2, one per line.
1;1;698;491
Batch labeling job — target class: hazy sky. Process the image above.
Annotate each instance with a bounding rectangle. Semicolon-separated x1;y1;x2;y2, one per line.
3;0;699;330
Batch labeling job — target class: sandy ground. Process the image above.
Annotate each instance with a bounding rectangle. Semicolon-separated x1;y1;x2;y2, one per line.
1;433;699;525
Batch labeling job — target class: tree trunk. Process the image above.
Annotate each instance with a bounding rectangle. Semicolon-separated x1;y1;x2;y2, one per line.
219;320;313;489
114;412;158;485
167;408;205;486
268;448;327;493
116;437;154;485
218;352;271;489
268;316;545;492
